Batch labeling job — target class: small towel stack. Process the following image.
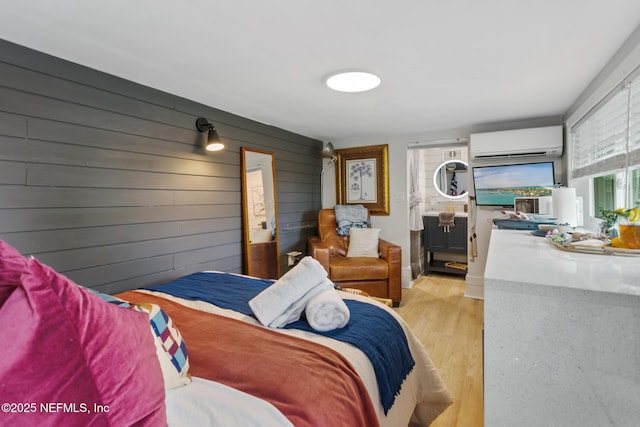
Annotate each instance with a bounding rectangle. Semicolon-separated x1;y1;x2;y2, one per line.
438;212;456;232
249;256;350;331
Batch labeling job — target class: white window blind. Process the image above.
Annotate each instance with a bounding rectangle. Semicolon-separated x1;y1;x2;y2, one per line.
635;170;640;204
629;78;640;166
571;89;629;179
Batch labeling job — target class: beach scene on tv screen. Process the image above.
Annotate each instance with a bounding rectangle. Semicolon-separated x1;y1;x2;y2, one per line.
473;163;554;206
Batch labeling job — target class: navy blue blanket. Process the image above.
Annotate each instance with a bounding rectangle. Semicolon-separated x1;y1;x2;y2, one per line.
144;272;414;413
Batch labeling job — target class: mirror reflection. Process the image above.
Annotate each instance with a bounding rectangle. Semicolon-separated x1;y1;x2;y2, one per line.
433;160;469;200
241;147;280;279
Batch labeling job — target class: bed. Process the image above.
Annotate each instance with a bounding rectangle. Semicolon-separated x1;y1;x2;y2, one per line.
0;239;451;427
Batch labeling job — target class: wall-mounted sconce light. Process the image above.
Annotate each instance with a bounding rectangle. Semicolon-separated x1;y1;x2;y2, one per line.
195;117;225;151
320;141;337;163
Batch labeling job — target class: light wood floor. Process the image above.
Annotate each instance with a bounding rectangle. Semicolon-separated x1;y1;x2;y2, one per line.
395;274;484;427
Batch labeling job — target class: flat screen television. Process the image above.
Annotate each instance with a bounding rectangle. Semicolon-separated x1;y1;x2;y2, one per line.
472;161;555;207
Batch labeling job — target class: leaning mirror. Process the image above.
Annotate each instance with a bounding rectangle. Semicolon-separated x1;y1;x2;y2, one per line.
433;160;469;200
241;147;280;279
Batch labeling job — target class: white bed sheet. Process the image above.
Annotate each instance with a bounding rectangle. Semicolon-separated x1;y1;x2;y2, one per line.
166;377;293;427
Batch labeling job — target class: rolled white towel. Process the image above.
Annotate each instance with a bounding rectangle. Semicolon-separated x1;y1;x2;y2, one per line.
249;256;330;328
305;289;350;332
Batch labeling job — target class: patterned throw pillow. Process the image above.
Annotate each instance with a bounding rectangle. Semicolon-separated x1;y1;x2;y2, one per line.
86;287;130;306
131;302;191;390
86;288;191;390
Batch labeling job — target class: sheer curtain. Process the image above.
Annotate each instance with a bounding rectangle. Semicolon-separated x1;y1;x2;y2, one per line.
409;149;424;231
408;150;423;279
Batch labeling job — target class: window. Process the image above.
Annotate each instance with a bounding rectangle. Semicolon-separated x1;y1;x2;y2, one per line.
570;72;640;221
630;79;640;153
571;90;628;177
593;174;616;218
633;168;640;207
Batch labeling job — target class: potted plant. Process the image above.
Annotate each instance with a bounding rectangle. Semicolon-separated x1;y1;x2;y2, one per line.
599;209;619;237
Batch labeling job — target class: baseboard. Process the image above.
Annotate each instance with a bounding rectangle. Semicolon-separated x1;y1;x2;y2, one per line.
464;274;484;299
402;266;412;288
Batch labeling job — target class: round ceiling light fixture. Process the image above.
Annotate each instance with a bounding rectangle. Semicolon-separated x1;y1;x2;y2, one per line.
326;71;381;93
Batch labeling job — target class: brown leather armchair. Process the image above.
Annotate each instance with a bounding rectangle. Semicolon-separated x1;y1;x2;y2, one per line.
308;208;402;306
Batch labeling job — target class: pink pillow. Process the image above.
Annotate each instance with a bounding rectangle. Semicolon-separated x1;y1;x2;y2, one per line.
0;240;25;305
0;241;166;426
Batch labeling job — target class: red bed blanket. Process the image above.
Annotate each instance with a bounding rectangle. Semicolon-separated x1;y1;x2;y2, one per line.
118;290;380;427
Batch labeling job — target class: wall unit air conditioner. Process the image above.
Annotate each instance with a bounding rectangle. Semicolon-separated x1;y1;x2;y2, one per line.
470;125;563;160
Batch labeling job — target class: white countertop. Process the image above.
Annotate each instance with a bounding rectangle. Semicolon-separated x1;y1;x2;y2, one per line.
484;229;640;426
484;230;640;296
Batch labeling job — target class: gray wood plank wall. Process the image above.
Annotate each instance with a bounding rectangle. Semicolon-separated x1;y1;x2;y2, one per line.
0;40;322;294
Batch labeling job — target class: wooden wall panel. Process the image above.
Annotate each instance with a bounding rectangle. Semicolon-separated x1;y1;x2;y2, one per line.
0;111;27;137
0;41;176;110
0;186;176;208
36;230;241;272
26;164;240;190
0;161;26;184
1;205;239;232
0;136;28;161
67;255;175;289
5;223;183;253
29;120;200;158
0;40;322;290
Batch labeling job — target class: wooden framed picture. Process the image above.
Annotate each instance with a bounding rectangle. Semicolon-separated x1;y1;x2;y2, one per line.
335;144;390;215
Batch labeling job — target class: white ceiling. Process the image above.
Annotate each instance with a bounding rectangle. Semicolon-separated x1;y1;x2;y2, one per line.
1;0;640;142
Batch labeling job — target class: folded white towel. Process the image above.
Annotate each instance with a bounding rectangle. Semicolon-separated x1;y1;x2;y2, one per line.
249;256;331;328
266;278;334;328
305;289;350;332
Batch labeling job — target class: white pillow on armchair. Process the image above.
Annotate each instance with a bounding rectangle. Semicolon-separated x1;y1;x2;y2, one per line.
346;228;380;258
